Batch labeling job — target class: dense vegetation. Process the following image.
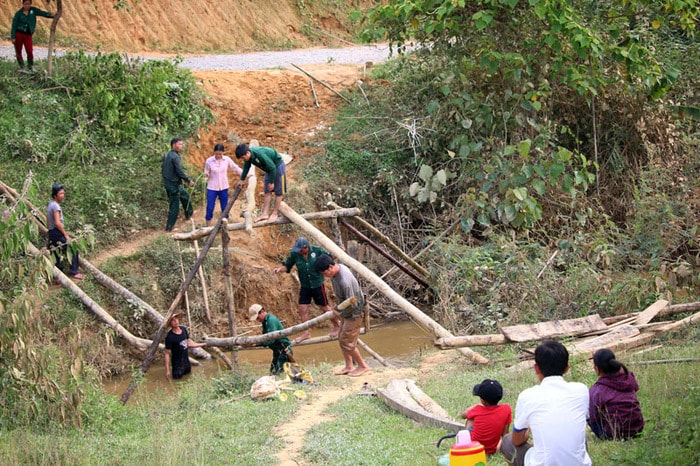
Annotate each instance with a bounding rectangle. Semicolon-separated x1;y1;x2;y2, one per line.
0;52;211;429
304;0;700;333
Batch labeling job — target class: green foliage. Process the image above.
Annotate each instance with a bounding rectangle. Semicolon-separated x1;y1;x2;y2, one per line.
0;50;213;428
47;51;212;153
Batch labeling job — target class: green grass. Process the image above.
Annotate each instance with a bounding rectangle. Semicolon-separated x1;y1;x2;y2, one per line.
2;331;696;465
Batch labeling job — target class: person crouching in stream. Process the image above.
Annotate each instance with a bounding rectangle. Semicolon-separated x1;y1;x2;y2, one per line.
245;304;294;375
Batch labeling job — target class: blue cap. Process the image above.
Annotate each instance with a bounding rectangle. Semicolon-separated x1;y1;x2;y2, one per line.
292;237;310;253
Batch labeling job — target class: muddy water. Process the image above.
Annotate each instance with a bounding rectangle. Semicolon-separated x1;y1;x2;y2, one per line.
103;320;434;400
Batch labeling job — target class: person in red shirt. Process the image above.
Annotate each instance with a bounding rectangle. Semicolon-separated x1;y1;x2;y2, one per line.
462;379;512;455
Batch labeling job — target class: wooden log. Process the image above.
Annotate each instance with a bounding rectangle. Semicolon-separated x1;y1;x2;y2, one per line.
380;218;459;281
635;299;669;325
500;314;607;342
121;185;243;405
204;311;335;348
377;379;464;433
328;201;429;278
571;325;640;354
652;310;700;333
172;208;362;241
434;334;509;349
405;379;453;419
289;328;366;346
277;202;488;364
602;301;700;325
339;218;430;289
357;338;392;367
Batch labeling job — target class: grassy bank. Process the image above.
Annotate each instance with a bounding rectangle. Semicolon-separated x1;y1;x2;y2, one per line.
0;331;697;465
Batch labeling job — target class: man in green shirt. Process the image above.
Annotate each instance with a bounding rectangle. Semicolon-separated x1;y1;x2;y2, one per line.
235;144;286;222
247;304;294;375
161;138;195;231
273;237;341;342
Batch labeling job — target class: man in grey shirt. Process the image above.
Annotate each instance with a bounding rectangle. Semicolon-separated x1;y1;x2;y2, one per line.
314;254;370;377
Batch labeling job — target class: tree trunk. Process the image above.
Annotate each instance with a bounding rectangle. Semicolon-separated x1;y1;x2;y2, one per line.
277;202;489;364
205;311;335;347
47;0;62;76
172;208;361;241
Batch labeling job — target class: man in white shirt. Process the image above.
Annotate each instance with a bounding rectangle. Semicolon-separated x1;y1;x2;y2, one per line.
500;340;592;466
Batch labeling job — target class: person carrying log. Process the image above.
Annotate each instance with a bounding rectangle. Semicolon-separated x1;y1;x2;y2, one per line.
314;254;371;377
273;237;340;343
245;304;295;375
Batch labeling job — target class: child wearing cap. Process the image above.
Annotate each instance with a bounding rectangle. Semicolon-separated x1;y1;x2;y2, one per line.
461;378;512;455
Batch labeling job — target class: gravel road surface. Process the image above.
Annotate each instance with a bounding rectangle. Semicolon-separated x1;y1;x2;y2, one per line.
0;43;400;71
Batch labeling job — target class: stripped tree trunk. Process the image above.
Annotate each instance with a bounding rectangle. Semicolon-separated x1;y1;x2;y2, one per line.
277;202;488;364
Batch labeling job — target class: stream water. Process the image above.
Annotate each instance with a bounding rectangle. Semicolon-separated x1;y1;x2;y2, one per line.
103;319;434;401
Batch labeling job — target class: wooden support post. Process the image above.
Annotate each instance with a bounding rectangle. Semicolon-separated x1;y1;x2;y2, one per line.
221;218;238;366
120;186;243;405
191;219;211;322
324;193;345;251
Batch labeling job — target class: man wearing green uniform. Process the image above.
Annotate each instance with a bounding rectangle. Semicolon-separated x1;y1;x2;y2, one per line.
248;304;294;374
273;237;340;342
235;144;286;222
161;137;195;231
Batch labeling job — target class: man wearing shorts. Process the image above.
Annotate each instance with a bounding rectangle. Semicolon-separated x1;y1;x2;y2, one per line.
273;237;340;342
235;143;286;222
314;254;371;377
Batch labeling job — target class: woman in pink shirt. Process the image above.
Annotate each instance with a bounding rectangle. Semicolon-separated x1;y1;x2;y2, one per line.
204;143;243;226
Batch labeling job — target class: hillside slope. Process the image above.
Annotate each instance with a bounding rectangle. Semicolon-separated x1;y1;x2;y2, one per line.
0;0;375;53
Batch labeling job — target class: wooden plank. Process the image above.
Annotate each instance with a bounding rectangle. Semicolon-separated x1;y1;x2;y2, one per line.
571;325;640;354
500;314;607;342
635;299;669;326
377;379;464;433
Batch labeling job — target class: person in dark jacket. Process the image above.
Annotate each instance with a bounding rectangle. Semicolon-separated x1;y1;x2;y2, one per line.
162;138;195;231
10;0;54;70
273;237;340;342
588;348;645;440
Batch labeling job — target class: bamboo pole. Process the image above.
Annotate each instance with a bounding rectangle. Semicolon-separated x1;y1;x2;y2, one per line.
277;202;488;364
204;311;335;347
191;219;211;322
120;185;243;405
357;338;392;367
221;218;238;365
328;201;429;278
173;208;362;241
